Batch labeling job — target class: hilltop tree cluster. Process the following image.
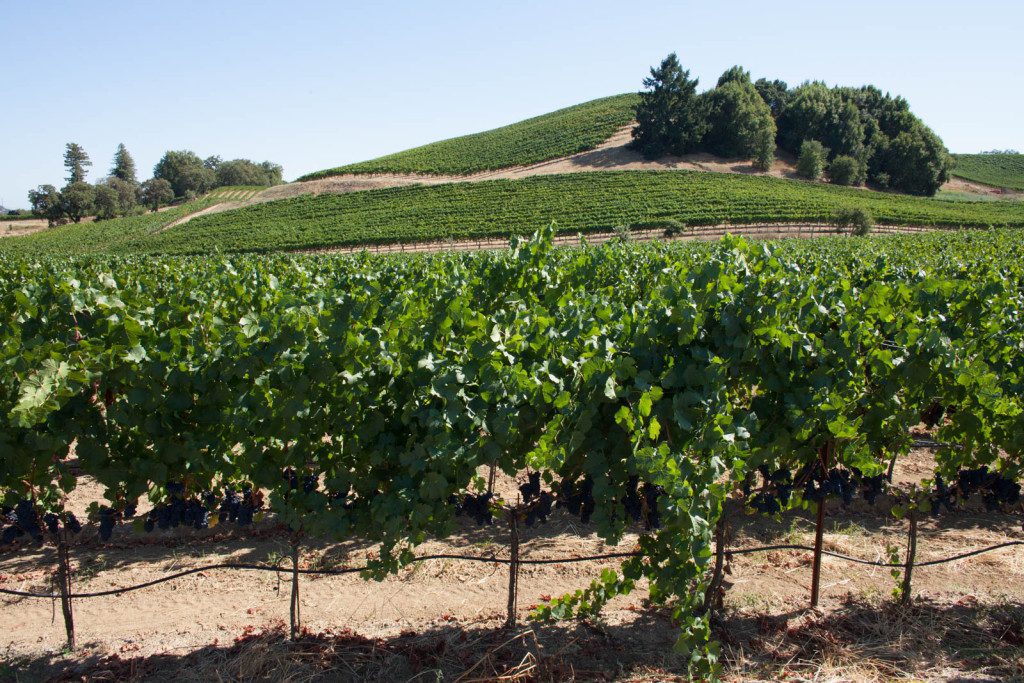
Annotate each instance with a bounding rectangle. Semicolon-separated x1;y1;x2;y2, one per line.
28;144;283;226
632;54;952;196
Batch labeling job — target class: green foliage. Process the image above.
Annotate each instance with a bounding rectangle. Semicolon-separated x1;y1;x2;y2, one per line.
120;171;1024;255
754;78;789;118
0;198;216;256
110;143;138;185
61;181;96;223
27;184;64;226
93;184;120;220
104;177;140;215
829;155;867;186
63;142;91;184
140;178;174;211
703;80;776;161
303;94;639;178
1;228;1023;675
880;125;953;196
797;140;828;180
154;150;217;197
833;207;874;235
951;154;1024;191
777;83;951;196
631;53;709;158
716;65;751;87
215;160;283;187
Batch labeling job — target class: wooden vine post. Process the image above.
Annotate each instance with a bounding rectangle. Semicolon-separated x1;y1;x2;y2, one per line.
505;505;520;629
56;531;76;651
901;511;918;605
810;440;831;608
290;538;301;641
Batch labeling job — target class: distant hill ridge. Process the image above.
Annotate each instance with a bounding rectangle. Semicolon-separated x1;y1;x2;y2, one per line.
300;94;639;179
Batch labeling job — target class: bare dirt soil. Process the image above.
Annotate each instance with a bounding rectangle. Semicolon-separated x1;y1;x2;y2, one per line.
2;448;1022;681
943;176;1024;199
0;219;51;239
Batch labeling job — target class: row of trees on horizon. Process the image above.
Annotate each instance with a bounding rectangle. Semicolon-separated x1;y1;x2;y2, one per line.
27;145;283;226
631;54;953;196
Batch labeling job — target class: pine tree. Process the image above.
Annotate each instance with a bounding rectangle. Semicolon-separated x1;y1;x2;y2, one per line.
110;143;138;184
631;53;709;158
63;143;92;184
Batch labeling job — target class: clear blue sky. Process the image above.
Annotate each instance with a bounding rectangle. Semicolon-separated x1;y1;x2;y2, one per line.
1;0;1021;208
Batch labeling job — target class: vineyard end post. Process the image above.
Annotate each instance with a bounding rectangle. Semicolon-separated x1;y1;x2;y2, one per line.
901;511;918;606
505;506;520;629
810;441;831;608
290;539;301;641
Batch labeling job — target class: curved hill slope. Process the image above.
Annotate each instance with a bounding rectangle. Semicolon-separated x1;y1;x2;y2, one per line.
300;94;639;179
952;153;1024;191
0;198;217;257
129;171;1024;255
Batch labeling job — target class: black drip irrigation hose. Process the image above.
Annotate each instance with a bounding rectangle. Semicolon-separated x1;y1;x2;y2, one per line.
2;541;1022;601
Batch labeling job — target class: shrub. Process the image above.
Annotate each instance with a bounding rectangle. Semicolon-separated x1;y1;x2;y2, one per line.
753;135;775;172
834;208;874;235
829;155;867;186
797;140;828;180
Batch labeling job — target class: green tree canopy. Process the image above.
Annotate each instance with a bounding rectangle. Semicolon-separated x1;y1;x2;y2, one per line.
27;185;64;226
828;155;867;186
93;184;120;220
796;140;828;180
63;143;92;184
754;78;789;118
215;159;284;187
110;143;138;185
61;181;96;223
703;80;776;161
140;178;174;211
631;53;709;158
153;150;216;197
104;177;139;215
716;65;751;87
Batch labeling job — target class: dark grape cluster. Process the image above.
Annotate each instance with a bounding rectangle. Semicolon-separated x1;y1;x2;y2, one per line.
216;486;262;526
556;476;595;524
621;477;663;529
920;401;946;428
932;467;1021;514
0;502;82;546
136;484;263;534
519;472;541;502
859;473;887;505
524;492;553;527
517;471;554;527
451;493;494;525
642;482;663;530
98;506;117;540
796;464;869;506
745;467;795;515
282;469;320;497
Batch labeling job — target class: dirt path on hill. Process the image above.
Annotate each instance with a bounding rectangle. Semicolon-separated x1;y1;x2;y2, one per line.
3;448;1023;681
943;176;1024;198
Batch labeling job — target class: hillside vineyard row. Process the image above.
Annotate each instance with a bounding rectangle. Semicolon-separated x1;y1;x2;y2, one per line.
2;227;1023;676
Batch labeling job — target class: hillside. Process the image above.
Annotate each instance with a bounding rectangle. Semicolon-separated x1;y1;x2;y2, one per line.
125;171;1024;255
299;94;639;179
0;198;215;256
952;153;1024;191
